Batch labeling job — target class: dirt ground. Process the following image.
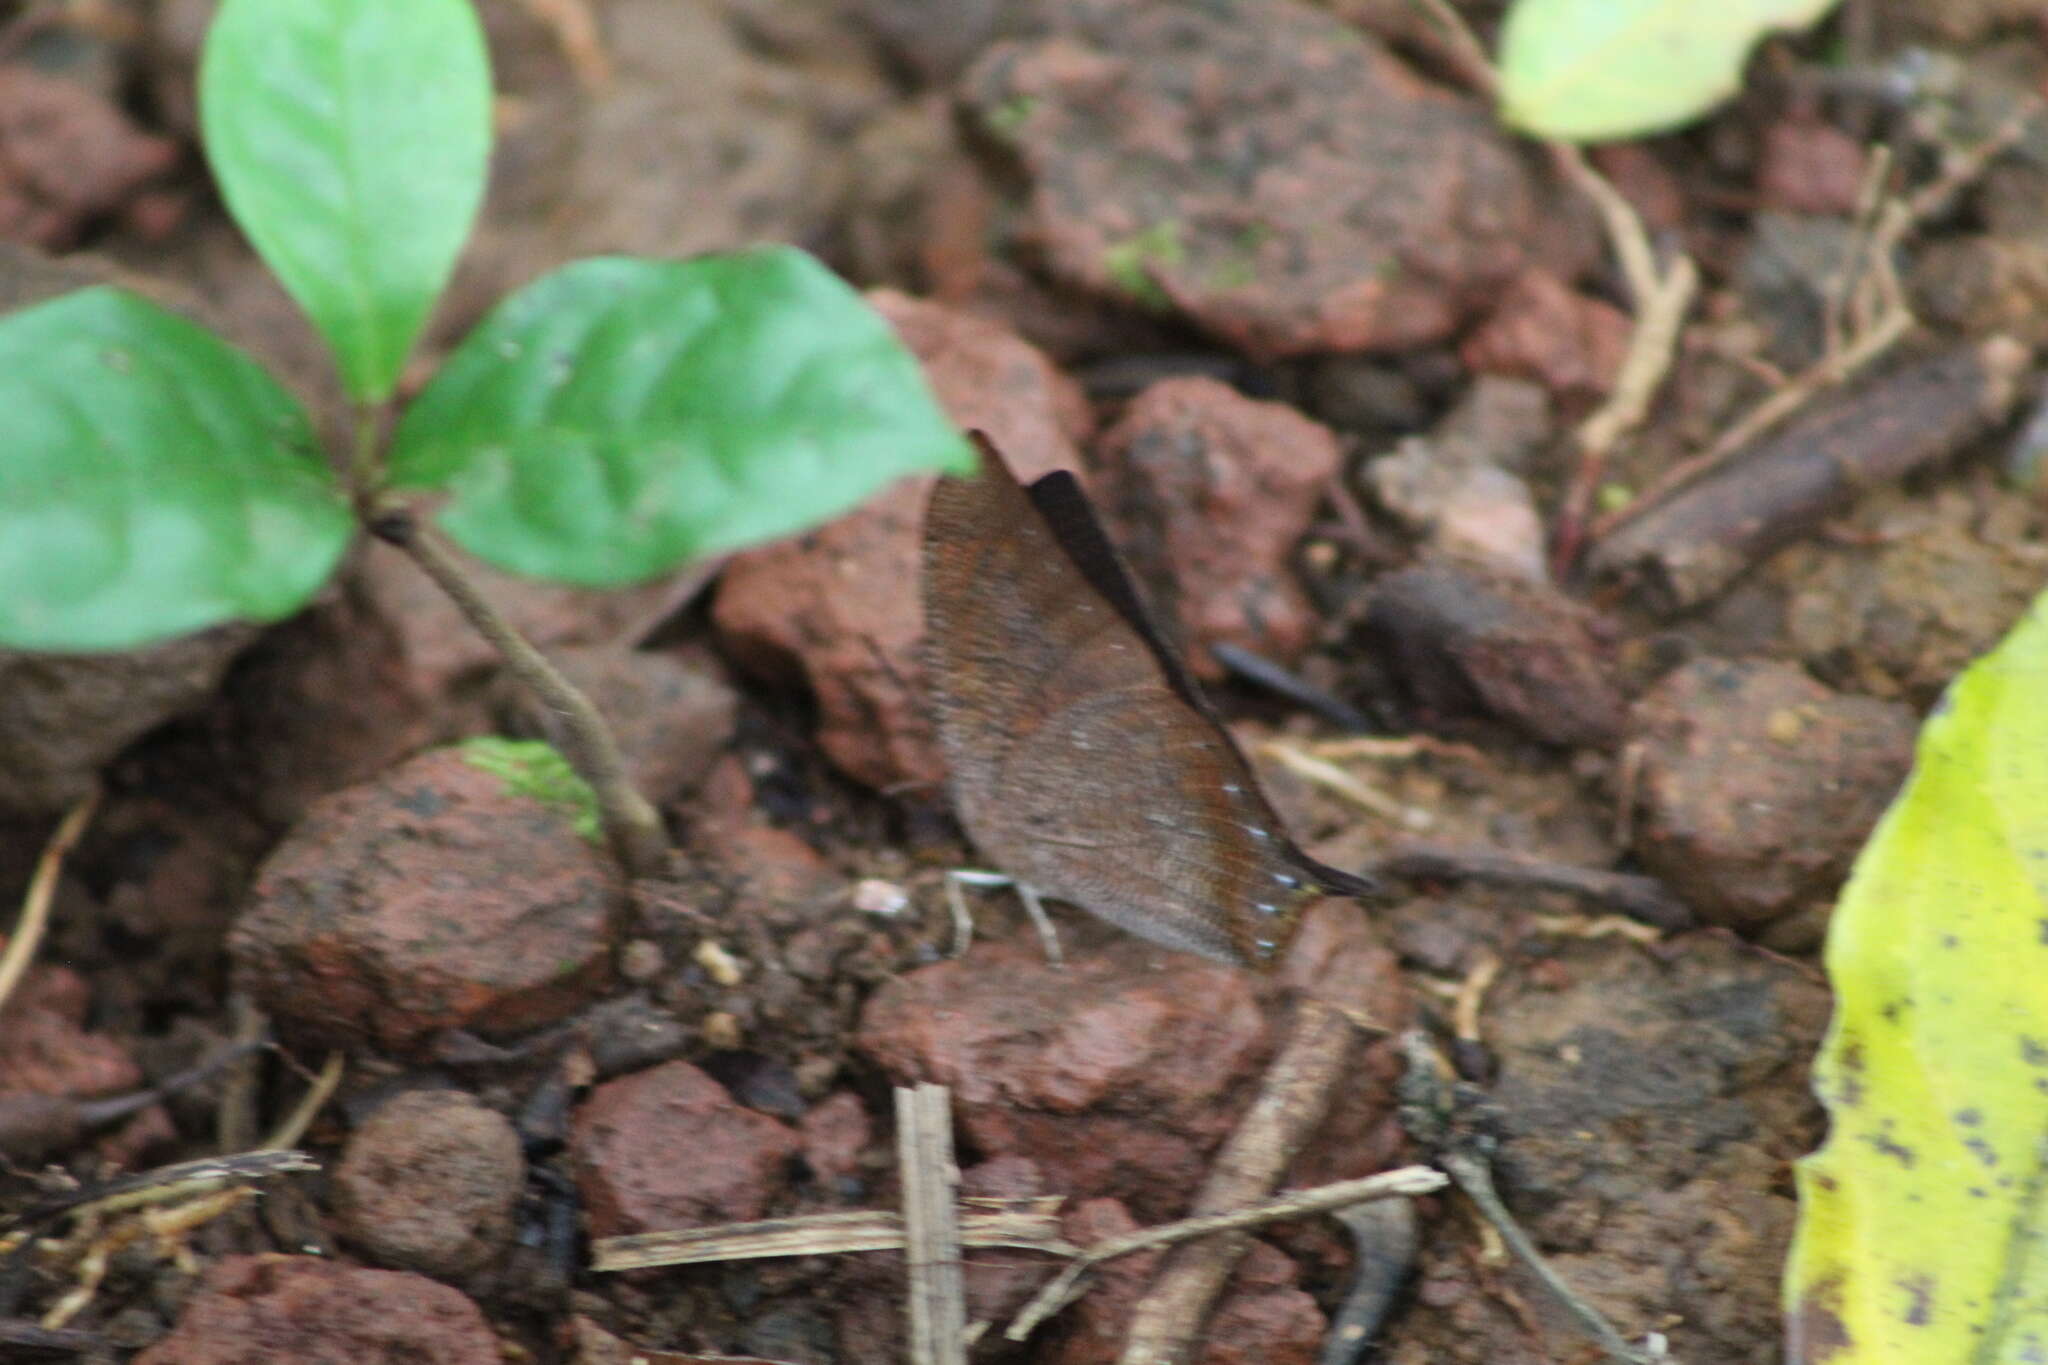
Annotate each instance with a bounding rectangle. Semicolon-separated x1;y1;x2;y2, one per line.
2;1;2045;1362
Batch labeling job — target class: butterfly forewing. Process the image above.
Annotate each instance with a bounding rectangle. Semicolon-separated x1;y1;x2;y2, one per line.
922;450;1156;823
921;434;1358;967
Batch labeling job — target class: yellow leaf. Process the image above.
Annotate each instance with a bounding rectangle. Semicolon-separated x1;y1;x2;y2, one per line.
1786;594;2048;1361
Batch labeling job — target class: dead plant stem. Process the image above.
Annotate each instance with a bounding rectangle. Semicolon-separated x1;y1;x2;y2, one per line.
1007;1165;1445;1342
0;790;99;1019
1406;0;1697;576
1591;94;2043;546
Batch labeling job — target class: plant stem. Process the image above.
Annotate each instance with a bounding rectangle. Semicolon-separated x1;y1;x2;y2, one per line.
372;507;672;878
348;407;381;499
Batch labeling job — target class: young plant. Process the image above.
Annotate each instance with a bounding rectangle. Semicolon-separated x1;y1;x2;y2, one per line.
0;0;972;876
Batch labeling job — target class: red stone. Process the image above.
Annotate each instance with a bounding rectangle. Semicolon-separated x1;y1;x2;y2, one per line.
572;1060;803;1238
132;1255;500;1365
1093;377;1343;681
230;747;621;1055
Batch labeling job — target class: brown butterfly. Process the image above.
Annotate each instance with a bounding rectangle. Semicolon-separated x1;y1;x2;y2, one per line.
920;432;1374;968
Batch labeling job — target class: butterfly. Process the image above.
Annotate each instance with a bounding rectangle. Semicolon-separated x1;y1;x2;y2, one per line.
920;432;1373;968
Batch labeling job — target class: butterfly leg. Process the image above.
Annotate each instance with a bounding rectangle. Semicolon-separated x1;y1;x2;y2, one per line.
943;869;994;956
942;870;1066;966
1011;881;1066;968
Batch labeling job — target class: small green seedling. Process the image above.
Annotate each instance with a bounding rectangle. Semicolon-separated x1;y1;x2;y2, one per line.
0;0;972;875
1496;0;1844;142
458;738;603;846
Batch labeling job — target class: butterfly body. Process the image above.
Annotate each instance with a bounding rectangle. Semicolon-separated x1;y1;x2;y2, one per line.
920;434;1372;968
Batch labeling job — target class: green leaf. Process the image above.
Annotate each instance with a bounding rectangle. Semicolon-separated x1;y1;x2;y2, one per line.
0;288;351;652
1785;593;2048;1362
199;0;491;402
456;736;601;843
387;248;975;585
1497;0;1843;142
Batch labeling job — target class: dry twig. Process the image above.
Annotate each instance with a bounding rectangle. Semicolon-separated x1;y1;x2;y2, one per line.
1006;1165;1445;1343
1407;0;1700;576
1820;145;1898;359
0;1318;100;1354
1605;301;1913;538
1548;159;1699;574
215;994;268;1152
42;1187;257;1329
1611;740;1645;851
1300;735;1488;766
1527;913;1666;944
1451;951;1501;1049
590;1066;1443;1361
594;1204;1074;1272
0;790;99;1019
1559;145;1702;449
1260;742;1432;829
1592;94;2044;548
898;1084;968;1365
4;1151;317;1238
263;1052;343;1152
1382;844;1693;931
0;1041;267;1165
1;1150;317;1323
1112;998;1369;1364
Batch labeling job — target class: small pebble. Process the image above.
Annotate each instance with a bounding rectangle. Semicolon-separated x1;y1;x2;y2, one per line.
618;939;665;982
333;1090;524;1277
851;878;909;916
694;940;745;986
703;1011;743;1050
1765;708;1806;744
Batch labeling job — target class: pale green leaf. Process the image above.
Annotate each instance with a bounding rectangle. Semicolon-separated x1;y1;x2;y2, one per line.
1498;0;1844;142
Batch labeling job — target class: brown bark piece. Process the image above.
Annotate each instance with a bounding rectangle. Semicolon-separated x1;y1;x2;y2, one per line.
1587;339;2029;614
